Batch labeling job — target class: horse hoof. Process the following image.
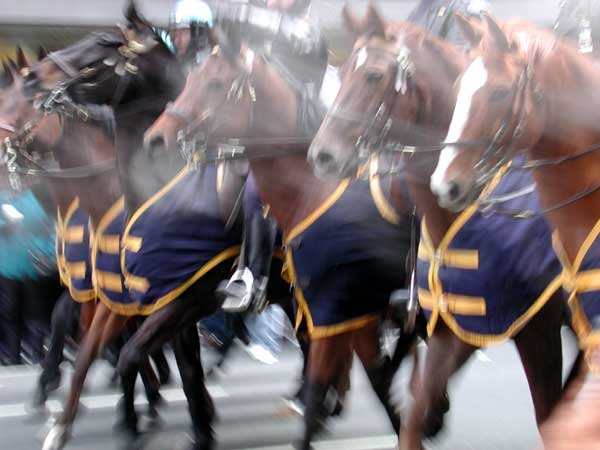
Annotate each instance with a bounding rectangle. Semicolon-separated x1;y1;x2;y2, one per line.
181;430;216;450
42;423;71;450
422;413;444;438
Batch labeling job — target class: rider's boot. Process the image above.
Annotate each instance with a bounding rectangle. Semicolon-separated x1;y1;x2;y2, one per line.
217;210;277;312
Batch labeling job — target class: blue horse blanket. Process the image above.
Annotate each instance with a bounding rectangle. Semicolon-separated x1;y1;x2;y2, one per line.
285;174;410;339
92;197;128;311
121;164;240;315
553;222;600;352
56;198;95;302
417;165;563;346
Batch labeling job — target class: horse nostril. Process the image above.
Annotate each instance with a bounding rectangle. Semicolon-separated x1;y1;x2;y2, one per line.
448;181;461;201
147;135;166;153
316;151;334;167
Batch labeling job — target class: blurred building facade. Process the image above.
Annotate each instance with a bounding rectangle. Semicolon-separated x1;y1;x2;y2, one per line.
0;1;559;63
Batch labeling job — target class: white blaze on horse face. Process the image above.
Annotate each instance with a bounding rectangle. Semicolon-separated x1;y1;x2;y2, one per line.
355;47;367;71
431;58;489;195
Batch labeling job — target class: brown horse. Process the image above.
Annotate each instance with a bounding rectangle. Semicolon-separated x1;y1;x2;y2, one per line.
427;13;600;450
22;4;316;450
143;25;418;450
0;48;164;449
308;6;566;450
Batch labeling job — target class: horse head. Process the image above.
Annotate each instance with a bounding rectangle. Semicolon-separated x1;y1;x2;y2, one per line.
144;27;299;157
0;47;65;192
309;4;469;182
430;14;546;212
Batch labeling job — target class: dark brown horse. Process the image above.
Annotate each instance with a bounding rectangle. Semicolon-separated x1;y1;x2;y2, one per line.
308;6;565;450
427;13;600;450
143;25;417;450
0;48;166;449
22;4;310;450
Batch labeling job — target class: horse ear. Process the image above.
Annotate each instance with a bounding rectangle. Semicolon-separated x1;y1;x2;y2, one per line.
7;59;19;75
342;3;367;38
16;46;29;70
482;13;510;52
1;60;15;86
124;0;151;33
37;46;48;61
366;2;386;39
454;13;483;48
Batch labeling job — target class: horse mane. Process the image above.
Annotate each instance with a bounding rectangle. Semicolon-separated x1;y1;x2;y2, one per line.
503;19;600;122
384;20;467;80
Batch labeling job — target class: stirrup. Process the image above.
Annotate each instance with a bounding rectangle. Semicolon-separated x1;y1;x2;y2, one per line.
252;276;269;313
219;267;254;312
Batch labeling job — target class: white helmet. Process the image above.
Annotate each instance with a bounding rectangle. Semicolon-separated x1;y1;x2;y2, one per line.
170;0;214;29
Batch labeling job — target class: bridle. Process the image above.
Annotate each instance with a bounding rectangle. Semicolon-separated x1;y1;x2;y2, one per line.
166;46;310;166
0;33;164;189
465;60;535;195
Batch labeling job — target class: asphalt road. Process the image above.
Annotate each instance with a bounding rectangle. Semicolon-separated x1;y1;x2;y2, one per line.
0;328;581;450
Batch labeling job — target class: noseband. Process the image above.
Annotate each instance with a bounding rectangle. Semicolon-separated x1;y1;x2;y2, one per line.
469;61;534;191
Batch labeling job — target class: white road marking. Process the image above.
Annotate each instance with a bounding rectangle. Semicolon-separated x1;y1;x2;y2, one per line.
0;365;40;379
0;386;227;419
241;435;397;450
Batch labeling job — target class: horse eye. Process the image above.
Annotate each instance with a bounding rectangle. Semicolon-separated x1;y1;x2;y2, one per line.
365;71;384;83
490;87;511;102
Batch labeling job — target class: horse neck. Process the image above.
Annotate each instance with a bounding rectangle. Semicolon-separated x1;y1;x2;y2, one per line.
398;35;465;244
247;59;341;235
528;44;600;259
53;120;122;226
115;110;181;214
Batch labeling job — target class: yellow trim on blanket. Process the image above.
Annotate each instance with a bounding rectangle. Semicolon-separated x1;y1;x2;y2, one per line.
67;285;97;303
123;236;142;253
97;235;121;254
64;226;84;244
104;246;240;316
418;288;486;316
91;197;125;300
553;218;600;347
285;179;350;244
66;262;86;279
416;162;560;346
110;163;241;316
439;275;562;347
418;244;479;270
369;155;401;225
95;270;123;293
54;197;97;304
124;274;150;293
285;245;379;339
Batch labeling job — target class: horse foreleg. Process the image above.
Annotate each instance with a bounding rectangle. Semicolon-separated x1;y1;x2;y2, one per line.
354;320;401;434
173;324;215;450
32;292;76;411
400;322;475;450
43;305;127;450
79;301;96;336
514;292;564;427
298;334;353;450
539;364;600;450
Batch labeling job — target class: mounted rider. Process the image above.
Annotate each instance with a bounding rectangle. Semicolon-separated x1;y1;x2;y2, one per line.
215;0;329;312
408;0;491;48
167;0;214;73
554;0;600;56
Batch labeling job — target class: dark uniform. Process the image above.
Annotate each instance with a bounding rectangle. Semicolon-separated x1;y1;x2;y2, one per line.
408;0;490;47
215;0;329;312
555;0;600;55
